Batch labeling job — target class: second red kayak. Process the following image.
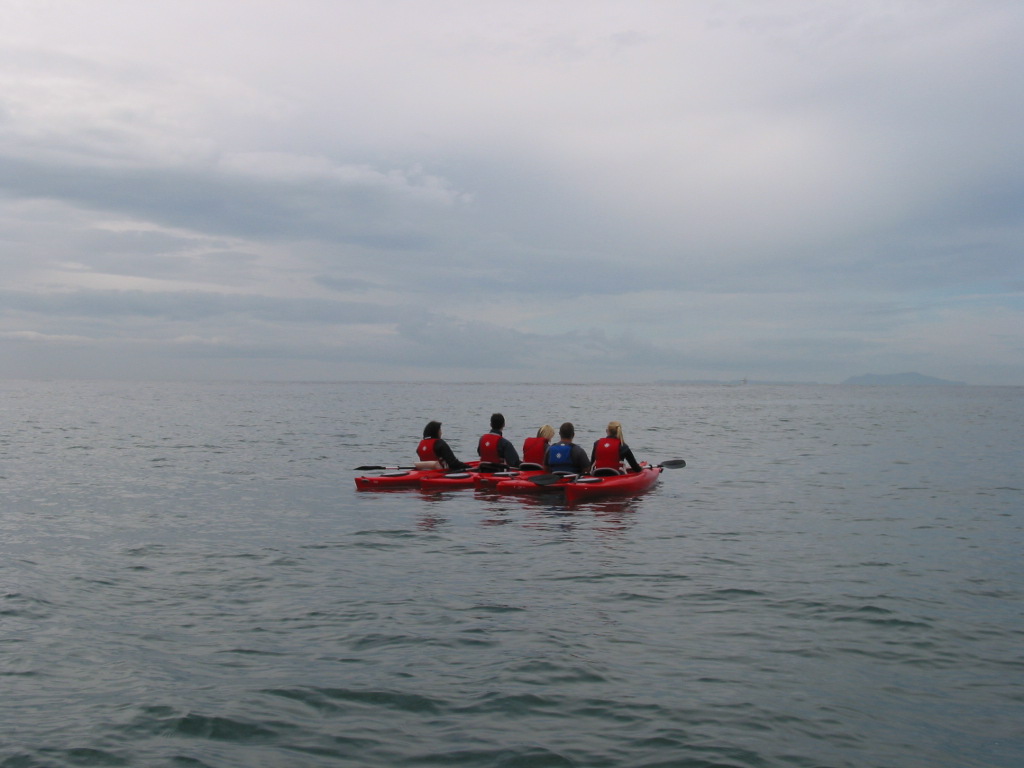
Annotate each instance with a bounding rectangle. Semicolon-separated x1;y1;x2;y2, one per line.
493;472;575;493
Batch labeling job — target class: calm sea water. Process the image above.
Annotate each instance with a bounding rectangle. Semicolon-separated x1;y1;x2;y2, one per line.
1;380;1021;768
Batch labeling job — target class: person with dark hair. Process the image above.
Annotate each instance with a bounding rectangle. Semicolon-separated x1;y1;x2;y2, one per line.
417;420;468;470
544;422;590;475
590;420;642;474
477;413;520;468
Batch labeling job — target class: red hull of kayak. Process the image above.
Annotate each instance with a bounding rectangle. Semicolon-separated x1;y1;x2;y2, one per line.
419;471;480;489
493;473;573;493
563;466;663;502
419;462;521;489
473;470;527;487
354;469;443;489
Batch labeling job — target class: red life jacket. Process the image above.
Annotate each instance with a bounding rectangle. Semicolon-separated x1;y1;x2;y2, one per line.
521;436;548;466
478;432;502;463
417;438;439;461
593;437;623;471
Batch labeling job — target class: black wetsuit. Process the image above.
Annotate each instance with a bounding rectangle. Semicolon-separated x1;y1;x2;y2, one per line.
435;438;468;471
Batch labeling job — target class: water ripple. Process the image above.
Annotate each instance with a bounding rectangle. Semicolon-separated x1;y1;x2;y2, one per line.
0;381;1020;768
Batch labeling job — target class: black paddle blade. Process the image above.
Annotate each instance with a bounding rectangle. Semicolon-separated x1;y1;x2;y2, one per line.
353;465;415;471
530;473;576;486
658;459;686;469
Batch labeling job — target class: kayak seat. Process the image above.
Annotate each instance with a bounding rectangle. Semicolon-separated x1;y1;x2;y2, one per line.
520;462;543;471
593;467;624;477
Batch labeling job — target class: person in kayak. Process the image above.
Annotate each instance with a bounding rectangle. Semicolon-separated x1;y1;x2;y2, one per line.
521;424;555;469
544;422;590;475
417;420;468;471
477;413;521;468
590;420;642;474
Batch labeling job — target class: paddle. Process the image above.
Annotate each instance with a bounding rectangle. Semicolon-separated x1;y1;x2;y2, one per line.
658;459;687;469
530;473;578;486
353;465;418;471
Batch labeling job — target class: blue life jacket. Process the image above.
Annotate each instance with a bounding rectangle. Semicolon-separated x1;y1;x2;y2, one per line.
546;442;575;472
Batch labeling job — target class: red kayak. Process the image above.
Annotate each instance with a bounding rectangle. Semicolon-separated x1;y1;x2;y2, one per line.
419;471;479;490
418;461;525;489
563;465;663;502
354;468;443;490
355;460;484;490
493;472;576;494
473;470;527;487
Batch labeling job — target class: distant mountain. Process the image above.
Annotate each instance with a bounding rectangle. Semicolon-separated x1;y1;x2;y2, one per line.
841;372;966;387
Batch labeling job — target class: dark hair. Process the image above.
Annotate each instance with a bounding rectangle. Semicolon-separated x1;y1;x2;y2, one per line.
490;413;505;430
559;422;574;440
423;420;442;439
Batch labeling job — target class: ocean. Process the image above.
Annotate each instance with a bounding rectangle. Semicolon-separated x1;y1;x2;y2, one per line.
1;380;1021;767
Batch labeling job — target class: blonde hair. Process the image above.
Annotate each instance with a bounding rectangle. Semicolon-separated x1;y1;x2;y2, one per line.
606;421;624;441
537;424;555;441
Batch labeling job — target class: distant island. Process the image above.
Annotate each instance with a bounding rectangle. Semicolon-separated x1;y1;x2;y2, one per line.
841;372;966;387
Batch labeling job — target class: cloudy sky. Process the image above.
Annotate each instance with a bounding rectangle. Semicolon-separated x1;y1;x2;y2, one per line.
1;1;1021;384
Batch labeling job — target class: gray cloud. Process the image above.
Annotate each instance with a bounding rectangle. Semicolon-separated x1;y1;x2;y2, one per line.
0;1;1021;384
0;155;462;251
0;289;410;325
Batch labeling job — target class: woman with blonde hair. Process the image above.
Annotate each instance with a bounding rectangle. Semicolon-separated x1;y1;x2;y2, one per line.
590;420;642;475
520;424;555;469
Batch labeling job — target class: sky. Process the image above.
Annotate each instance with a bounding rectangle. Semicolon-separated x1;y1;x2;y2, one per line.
1;0;1022;385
